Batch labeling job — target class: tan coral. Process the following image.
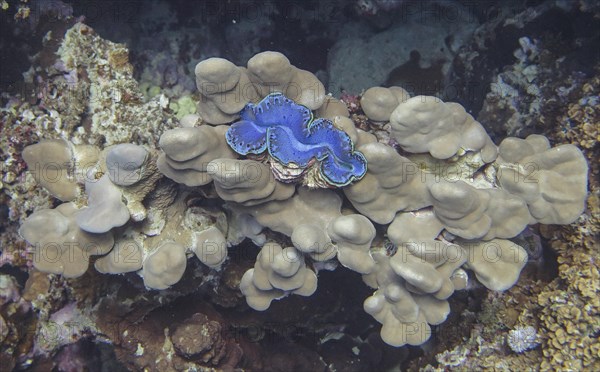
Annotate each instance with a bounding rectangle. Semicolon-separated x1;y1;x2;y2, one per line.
291;223;337;262
179;113;202;128
387;209;467;300
157;125;237;186
228;187;342;236
360;86;409;122
19;202;114;278
362;250;451;347
88;144;163;223
387;209;445;245
226;213;266;247
114;150;164;222
481;189;532;240
22;139;80;201
104;143;149;187
192;226;228;268
410;65;598;371
194;58;255;124
246;51;325;110
239;269;284;311
207;158;295;206
316;96;350;120
240;243;317;310
11;31;595;359
20;139;100;203
429;180;490;240
138;192;229;284
461;238;528;291
429;181;531;240
327;214;376;274
390;95;497;162
75;173;130;233
246;51;294;96
354;128;378;148
141;240;187;290
494;134;589;224
95;239;143;274
344;142;431;224
389;86;411;103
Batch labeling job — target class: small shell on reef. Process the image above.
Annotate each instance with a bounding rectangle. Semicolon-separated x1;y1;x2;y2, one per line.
303;163;334;189
269;157;308;183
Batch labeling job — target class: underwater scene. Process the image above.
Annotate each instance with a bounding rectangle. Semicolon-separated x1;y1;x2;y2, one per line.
0;0;598;370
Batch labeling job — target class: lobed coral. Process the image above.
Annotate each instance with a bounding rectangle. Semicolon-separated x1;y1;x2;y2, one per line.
13;29;590;357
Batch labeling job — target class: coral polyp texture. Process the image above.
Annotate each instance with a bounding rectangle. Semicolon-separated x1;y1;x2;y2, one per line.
14;34;590;352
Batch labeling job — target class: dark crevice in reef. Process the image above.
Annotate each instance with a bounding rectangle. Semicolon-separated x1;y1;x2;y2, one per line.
0;23;30;91
0;6;72;92
0;264;29;287
540;237;560;281
0;203;8;231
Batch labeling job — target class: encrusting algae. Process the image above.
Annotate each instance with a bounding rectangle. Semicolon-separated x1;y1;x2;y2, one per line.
533;68;599;371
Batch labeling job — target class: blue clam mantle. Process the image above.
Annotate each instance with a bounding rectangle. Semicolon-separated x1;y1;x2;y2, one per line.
226;93;367;187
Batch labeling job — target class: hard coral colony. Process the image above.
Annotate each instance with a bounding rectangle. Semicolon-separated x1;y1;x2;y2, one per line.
17;45;589;348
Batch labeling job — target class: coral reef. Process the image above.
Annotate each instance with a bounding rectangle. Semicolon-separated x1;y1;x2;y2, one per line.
15;40;589;357
0;1;597;370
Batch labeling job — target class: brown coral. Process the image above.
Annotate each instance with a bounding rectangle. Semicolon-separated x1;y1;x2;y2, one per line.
171;313;228;365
